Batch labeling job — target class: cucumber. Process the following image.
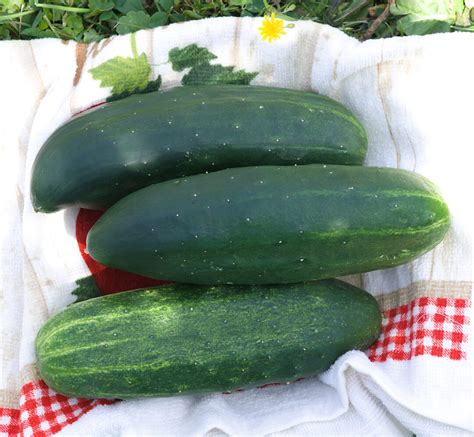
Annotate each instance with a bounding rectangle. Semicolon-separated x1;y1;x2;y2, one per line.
35;280;381;398
86;164;450;285
30;85;367;212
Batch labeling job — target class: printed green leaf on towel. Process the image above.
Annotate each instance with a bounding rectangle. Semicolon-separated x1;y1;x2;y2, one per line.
89;35;152;96
169;44;258;85
71;276;101;303
89;41;258;101
89;33;163;101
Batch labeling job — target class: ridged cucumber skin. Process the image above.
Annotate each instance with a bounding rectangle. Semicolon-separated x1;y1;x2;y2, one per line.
35;280;381;399
30;85;367;212
86;164;450;285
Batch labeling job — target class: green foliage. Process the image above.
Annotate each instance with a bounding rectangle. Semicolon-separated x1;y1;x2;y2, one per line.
117;10;151;33
71;276;101;303
115;0;145;14
89;0;114;12
0;0;23;13
391;0;467;35
0;0;472;41
169;44;257;85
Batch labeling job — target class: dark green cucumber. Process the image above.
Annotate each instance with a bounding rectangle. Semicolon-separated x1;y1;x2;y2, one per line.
35;280;381;398
87;164;450;285
31;85;367;212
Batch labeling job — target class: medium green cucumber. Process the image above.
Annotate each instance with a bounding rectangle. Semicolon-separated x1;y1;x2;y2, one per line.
30;85;367;212
86;164;450;285
35;280;381;398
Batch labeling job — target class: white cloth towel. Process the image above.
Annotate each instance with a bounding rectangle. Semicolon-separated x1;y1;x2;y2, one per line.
0;17;472;436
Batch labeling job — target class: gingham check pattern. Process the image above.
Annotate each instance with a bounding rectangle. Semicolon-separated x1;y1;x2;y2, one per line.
368;297;470;362
0;380;113;437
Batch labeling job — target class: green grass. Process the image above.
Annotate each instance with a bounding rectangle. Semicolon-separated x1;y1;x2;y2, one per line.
0;0;472;41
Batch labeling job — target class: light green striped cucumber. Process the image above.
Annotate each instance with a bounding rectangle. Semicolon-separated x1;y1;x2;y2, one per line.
35;280;381;398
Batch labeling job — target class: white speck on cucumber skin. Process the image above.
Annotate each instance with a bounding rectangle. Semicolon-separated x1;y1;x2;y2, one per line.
259;105;264;109
168;121;172;125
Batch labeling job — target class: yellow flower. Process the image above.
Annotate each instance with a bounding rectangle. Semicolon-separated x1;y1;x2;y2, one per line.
258;12;286;43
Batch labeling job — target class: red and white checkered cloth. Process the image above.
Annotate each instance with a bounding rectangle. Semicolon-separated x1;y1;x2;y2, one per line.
0;381;113;437
368;297;470;362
